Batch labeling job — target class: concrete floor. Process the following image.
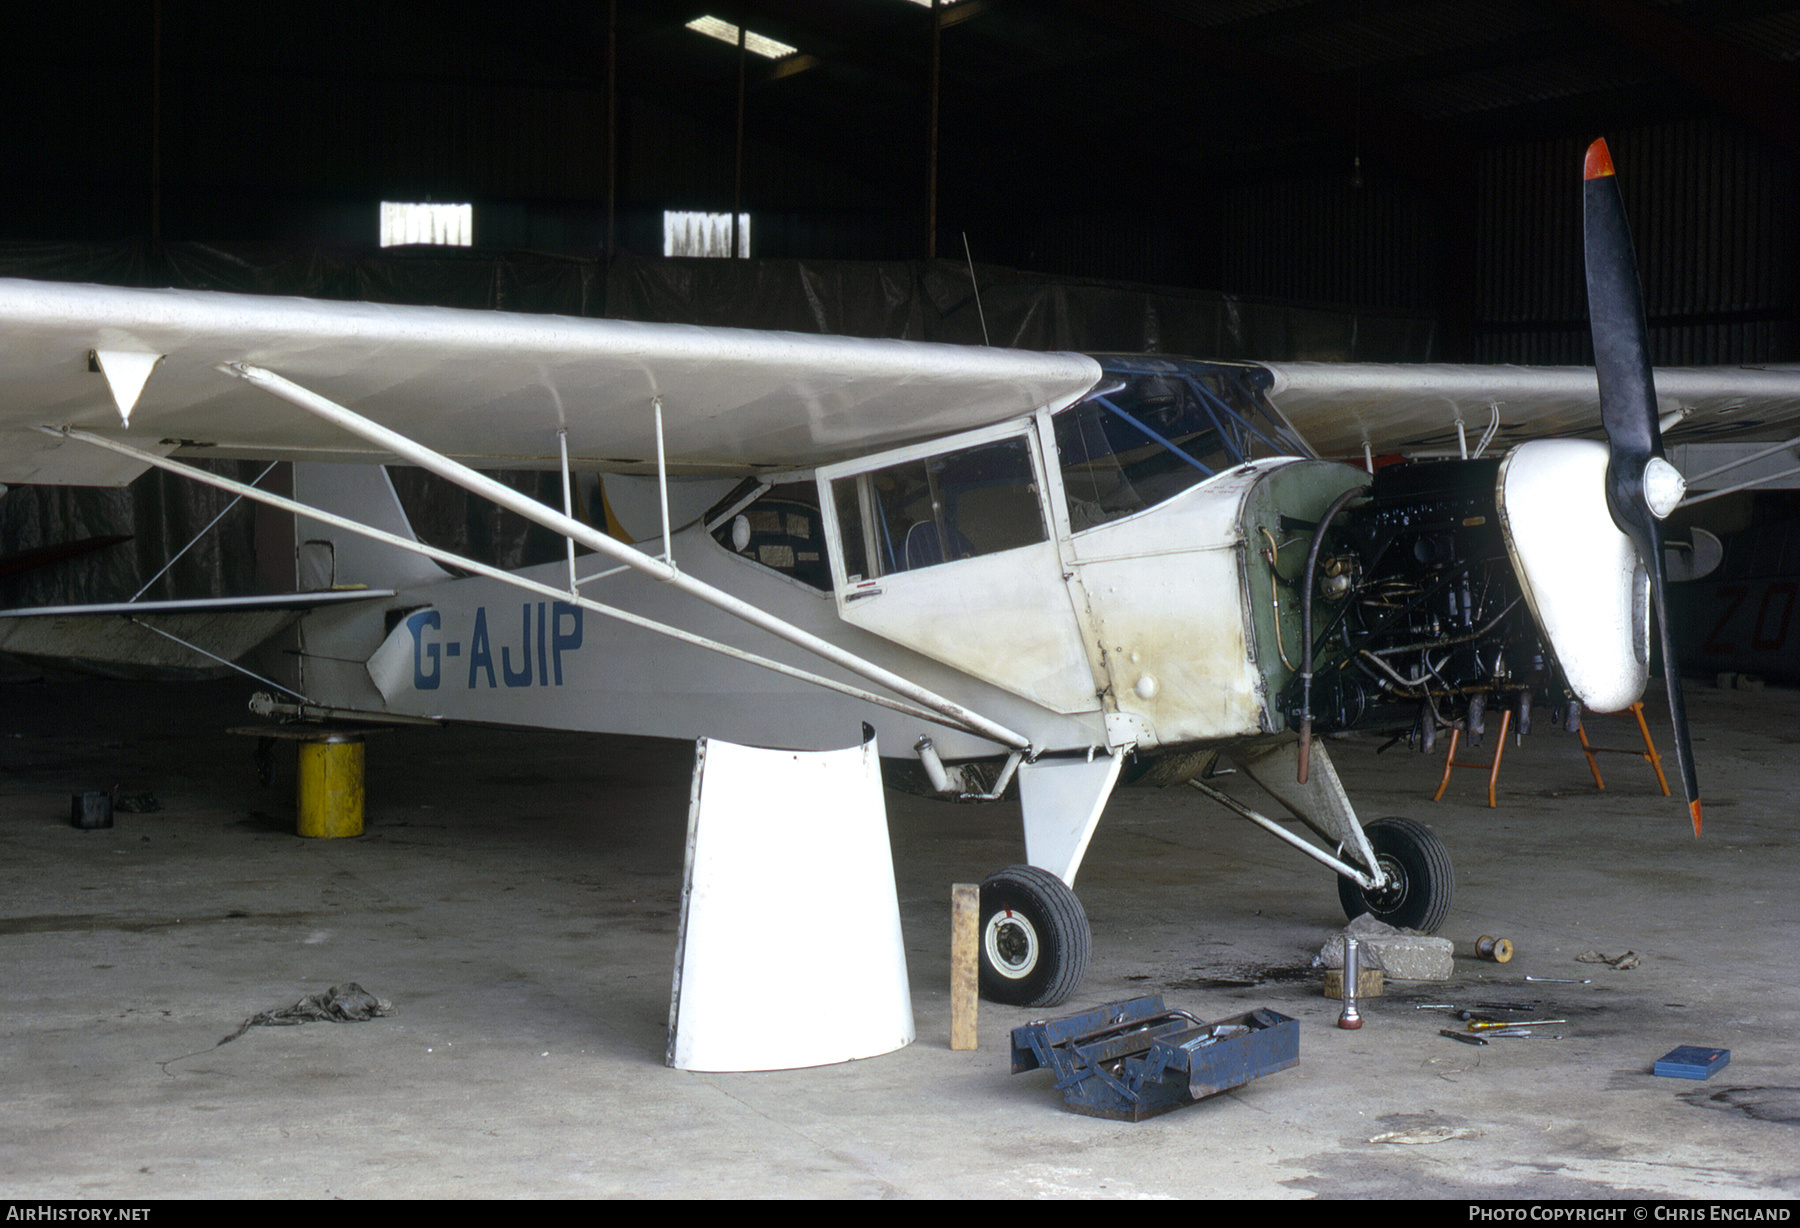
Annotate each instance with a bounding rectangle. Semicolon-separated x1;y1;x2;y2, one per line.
2;671;1796;1199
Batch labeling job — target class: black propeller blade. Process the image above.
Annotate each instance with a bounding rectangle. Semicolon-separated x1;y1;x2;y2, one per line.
1582;137;1703;835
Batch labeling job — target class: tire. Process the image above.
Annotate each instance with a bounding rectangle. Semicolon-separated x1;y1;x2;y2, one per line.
1336;816;1454;933
978;864;1091;1008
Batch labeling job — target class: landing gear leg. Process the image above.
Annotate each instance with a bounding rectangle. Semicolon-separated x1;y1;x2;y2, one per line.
977;865;1090;1008
1204;740;1455;934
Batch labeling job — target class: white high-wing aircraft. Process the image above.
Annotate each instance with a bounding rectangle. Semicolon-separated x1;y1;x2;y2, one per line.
3;142;1798;1007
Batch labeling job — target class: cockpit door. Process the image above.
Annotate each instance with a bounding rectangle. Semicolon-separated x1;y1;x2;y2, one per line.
818;420;1101;716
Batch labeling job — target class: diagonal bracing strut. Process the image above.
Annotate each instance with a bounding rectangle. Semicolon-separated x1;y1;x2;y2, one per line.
48;425;1008;737
46;365;1034;752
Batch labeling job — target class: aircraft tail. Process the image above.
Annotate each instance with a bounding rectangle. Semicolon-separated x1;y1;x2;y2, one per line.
291;463;447;591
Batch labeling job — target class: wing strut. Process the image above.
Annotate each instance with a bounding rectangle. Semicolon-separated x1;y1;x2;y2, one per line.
1676;430;1800;508
46;422;1029;751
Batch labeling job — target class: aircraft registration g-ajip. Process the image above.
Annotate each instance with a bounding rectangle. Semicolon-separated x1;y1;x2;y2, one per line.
3;140;1799;1007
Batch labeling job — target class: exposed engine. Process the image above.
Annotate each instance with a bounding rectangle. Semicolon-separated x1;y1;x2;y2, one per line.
1281;458;1578;750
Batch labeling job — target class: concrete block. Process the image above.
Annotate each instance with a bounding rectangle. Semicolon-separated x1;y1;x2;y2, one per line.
1316;915;1454;981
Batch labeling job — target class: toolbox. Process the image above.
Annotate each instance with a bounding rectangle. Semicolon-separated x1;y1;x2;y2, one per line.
1010;995;1299;1120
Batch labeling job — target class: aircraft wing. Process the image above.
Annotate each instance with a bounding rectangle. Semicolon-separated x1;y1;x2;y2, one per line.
0;278;1104;486
1256;361;1800;457
7;277;1799;487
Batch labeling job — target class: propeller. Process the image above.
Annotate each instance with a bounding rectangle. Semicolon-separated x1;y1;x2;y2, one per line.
1582;137;1703;835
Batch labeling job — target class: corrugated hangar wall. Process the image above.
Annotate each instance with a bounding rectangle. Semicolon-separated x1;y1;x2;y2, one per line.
1474;119;1799;366
861;124;1794;369
12;13;1793;369
1190;119;1796;368
1216;173;1440;318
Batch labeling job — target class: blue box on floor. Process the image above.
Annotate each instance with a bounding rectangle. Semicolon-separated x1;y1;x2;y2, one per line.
1653;1045;1729;1079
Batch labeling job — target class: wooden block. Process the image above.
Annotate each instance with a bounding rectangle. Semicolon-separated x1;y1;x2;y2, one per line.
1323;967;1384;1000
951;883;978;1050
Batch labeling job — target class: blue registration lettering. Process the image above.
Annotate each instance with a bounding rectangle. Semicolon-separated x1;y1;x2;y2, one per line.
502;602;534;687
467;607;497;688
550;602;582;684
536;602;549;685
407;610;441;690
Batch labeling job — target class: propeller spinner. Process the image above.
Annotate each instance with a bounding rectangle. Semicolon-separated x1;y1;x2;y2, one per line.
1582;137;1703;835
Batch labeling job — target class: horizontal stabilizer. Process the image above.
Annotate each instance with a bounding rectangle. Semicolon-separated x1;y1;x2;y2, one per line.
0;534;133;580
0;590;395;679
0;589;395;619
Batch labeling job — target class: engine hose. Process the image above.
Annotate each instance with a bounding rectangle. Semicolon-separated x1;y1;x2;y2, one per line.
1298;485;1370;784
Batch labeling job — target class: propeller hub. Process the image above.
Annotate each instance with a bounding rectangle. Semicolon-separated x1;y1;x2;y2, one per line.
1643;456;1685;519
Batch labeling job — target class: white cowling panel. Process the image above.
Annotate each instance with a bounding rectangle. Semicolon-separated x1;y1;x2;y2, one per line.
667;735;913;1072
1497;439;1648;714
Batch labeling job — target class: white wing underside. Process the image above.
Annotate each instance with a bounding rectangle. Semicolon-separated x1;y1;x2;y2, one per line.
0;279;1103;486
1260;361;1800;457
2;277;1798;487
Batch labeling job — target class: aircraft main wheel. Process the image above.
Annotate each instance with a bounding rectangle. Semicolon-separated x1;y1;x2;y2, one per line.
1336;816;1454;933
978;864;1090;1008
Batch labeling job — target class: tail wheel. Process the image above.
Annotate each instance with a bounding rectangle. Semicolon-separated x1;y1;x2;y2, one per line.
1337;816;1454;933
978;865;1090;1008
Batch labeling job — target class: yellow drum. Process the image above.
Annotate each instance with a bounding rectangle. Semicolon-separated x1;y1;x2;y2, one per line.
296;735;365;838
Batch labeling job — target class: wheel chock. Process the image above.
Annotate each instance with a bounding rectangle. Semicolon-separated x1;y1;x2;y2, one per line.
1010;995;1298;1121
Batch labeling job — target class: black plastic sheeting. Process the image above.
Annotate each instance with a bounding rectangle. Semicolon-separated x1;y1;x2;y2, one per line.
0;241;1436;610
608;251;1438;360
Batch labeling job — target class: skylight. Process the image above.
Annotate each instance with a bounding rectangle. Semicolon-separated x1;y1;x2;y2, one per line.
379;202;472;247
664;211;751;258
685;16;797;60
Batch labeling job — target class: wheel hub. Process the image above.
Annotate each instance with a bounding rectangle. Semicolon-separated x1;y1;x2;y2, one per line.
984;909;1039;979
1365;853;1409;909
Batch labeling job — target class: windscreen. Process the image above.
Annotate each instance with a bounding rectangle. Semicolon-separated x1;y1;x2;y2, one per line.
1054;358;1309;531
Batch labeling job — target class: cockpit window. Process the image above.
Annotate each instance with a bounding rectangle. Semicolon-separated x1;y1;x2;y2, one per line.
830;435;1046;581
1055;358;1307;531
711;482;831;590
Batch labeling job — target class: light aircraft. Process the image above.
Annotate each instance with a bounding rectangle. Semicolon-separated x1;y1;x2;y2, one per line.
3;140;1799;1007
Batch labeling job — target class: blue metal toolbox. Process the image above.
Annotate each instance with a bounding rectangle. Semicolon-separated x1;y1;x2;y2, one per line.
1010;995;1299;1120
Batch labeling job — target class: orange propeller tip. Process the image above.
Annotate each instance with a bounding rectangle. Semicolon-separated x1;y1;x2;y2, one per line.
1585;138;1615;181
1690;799;1703;837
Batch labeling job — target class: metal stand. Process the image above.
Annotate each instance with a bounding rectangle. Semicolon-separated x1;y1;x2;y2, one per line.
1432;707;1513;808
1577;701;1670;796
